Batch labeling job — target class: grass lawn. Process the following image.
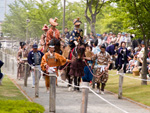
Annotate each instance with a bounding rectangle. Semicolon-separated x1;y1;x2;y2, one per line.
0;75;27;100
0;75;45;113
106;70;150;106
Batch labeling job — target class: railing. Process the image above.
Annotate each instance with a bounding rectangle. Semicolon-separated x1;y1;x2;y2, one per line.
2;49;150;113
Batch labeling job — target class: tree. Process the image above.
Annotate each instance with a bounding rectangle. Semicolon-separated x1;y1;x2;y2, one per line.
2;0;63;40
113;0;150;85
96;3;125;34
85;0;106;35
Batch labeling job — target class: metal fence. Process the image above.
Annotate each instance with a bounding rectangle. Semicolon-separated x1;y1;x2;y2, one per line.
0;50;18;77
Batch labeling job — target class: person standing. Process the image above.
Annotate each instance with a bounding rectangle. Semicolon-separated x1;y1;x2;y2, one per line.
28;44;44;88
97;34;103;46
92;44;111;94
41;39;71;93
117;42;129;74
64;27;70;39
17;42;28;80
106;43;119;70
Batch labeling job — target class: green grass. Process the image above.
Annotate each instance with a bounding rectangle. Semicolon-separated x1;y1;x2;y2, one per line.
0;75;27;100
106;70;150;106
0;75;45;113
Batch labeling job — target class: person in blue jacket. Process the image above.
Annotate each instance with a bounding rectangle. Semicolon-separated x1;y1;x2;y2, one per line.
28;44;44;88
106;43;119;70
0;60;4;85
82;65;93;82
117;42;129;74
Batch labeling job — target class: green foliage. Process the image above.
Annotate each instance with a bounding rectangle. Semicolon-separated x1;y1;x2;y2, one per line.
2;0;62;40
0;76;45;113
96;4;125;34
0;100;45;113
112;0;150;39
65;1;87;31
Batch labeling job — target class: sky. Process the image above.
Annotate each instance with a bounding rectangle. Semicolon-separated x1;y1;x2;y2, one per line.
0;0;82;21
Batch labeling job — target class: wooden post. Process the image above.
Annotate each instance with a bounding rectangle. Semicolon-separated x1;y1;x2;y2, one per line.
35;68;39;97
49;74;56;113
7;55;10;71
5;53;7;68
11;59;14;75
81;82;89;113
24;63;28;87
118;73;124;99
0;51;2;60
92;68;96;89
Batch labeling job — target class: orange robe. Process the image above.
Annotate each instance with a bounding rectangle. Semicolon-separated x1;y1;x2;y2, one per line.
41;52;69;88
46;27;60;45
41;52;68;72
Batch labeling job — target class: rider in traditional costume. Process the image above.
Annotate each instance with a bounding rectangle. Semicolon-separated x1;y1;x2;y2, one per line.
67;18;86;92
39;24;49;53
46;17;61;54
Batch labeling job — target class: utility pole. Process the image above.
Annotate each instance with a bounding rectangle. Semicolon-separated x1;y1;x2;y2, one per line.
62;0;66;34
5;0;7;15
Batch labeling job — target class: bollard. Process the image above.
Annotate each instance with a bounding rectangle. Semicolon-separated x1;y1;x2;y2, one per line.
0;51;2;60
81;82;89;113
11;59;15;75
118;73;124;99
5;54;7;68
49;74;56;113
35;68;39;97
92;68;96;89
24;63;28;87
7;55;10;71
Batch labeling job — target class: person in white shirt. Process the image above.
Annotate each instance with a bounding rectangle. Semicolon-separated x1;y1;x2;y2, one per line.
96;34;103;46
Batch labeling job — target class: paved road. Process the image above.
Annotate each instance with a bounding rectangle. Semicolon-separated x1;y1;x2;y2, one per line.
1;55;150;113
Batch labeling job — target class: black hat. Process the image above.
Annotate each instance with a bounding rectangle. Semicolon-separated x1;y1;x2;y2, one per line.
20;42;26;47
100;44;106;49
49;39;55;48
115;43;119;47
32;44;38;49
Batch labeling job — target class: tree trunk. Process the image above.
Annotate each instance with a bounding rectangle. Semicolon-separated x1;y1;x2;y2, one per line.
141;39;148;85
90;23;96;36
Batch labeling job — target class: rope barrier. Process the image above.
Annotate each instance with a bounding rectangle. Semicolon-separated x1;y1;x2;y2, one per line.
1;50;150;113
119;73;150;82
57;76;129;113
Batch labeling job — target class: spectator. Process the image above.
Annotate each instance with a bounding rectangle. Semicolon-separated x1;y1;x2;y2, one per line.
106;43;119;70
137;41;145;64
117;42;129;74
96;34;103;46
92;39;100;54
116;33;121;44
119;32;126;44
28;44;44;88
64;27;70;39
111;34;117;44
126;55;138;73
